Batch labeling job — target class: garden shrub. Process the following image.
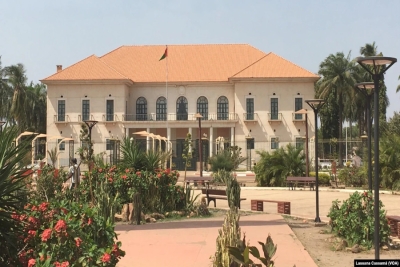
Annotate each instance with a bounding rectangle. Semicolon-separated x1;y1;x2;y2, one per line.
212;169;234;184
79;166;185;213
328;191;390;249
308;172;330;185
337;166;366;187
6;200;125;266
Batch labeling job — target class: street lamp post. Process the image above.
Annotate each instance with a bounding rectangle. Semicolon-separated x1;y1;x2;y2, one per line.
356;56;397;259
83;120;98;170
305;99;325;223
354;82;374;190
195;113;203;177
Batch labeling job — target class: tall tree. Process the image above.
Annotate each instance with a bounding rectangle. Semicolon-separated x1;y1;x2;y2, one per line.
0;57;13;122
5;64;28;129
316;51;356;166
26;82;47;133
359;42;389;121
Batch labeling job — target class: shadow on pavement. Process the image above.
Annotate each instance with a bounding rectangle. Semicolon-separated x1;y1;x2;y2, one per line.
115;218;287;231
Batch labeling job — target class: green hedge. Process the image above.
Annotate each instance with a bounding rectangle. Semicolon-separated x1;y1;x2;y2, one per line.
309;172;330;185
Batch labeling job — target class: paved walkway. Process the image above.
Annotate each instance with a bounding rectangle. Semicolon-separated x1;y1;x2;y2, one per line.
116;175;400;267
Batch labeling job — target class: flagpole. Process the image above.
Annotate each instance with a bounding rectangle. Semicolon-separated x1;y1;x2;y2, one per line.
165;46;170;169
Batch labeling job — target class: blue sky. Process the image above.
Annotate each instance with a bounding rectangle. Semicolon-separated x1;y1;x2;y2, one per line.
1;0;399;117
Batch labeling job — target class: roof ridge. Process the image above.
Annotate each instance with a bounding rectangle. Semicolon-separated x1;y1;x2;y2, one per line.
269;52;318;77
231;52;271;77
100;45;127;59
41;54;98;80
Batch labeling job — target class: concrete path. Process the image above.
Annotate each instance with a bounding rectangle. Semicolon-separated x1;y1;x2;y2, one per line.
116;214;316;267
115;174;400;266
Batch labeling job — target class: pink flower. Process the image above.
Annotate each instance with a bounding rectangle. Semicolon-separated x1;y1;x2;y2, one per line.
61;262;70;267
75;237;82;247
41;228;52;242
122;175;127;180
28;258;36;267
88;218;93;225
101;253;111;263
39;202;49;212
54;219;67;232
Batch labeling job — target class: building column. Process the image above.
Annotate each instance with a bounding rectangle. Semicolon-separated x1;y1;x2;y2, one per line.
231;127;235;146
209;127;213;157
167;127;171;151
188;127;192;152
146;127;150;151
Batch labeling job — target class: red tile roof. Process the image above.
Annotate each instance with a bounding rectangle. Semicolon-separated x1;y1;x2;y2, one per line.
42;44;319;82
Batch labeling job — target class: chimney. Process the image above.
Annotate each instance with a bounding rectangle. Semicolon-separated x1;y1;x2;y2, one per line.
56;65;62;73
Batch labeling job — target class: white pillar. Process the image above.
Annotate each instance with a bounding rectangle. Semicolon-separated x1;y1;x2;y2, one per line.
146;127;150;151
209;127;213;157
188;127;192;152
231;127;235;146
167;127;171;150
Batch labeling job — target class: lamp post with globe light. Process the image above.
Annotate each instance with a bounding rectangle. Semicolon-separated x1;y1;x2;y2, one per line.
305;99;325;223
355;56;396;259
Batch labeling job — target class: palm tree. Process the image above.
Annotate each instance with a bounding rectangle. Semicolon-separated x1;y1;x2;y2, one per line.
359;42;389;121
5;64;28;129
379;133;400;191
0;57;13;122
317;52;356;166
26;82;47;133
0;126;33;261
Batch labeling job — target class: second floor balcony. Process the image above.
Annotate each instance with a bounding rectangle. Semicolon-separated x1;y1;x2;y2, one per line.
122;112;239;122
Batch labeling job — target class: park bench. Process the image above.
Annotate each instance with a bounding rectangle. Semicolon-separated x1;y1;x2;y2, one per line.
251;200;291;215
286;177;316;190
185;176;213;188
386;215;400;238
201;189;246;209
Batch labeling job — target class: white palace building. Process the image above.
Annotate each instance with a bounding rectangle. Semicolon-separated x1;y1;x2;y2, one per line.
41;44;319;170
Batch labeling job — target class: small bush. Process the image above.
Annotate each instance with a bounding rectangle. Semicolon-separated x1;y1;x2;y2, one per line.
328;191;390;249
337;166;366;187
308;172;330;185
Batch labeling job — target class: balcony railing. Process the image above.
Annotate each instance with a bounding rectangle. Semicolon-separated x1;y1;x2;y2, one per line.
122;113;238;122
102;114;120;122
268;112;282;122
78;114;97;122
243;113;258;121
292;113;305;122
54;115;70;123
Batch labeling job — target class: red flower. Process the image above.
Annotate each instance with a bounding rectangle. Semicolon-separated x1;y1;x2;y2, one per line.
88;218;93;225
75;237;82;247
122;175;127;180
112;243;120;256
54;262;61;267
157;173;161;178
61;261;70;267
125;168;130;173
39;202;49;212
101;253;111;263
54;219;67;232
28;258;36;267
11;212;19;220
28;216;39;226
136;171;141;176
108;177;113;183
41;229;52;242
28;230;36;237
31;205;38;211
165;168;171;174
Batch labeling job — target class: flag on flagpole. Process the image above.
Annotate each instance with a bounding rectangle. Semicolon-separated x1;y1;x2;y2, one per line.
159;46;168;61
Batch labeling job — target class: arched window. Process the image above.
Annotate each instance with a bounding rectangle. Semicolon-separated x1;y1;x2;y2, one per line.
156;96;167;121
136;97;147;121
217;96;229;120
176;96;188;121
197;96;208;120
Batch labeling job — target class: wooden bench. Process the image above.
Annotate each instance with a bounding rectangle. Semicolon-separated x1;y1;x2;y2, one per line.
387;215;400;238
185;176;213;188
201;189;246;209
251;200;291;214
286;177;316;190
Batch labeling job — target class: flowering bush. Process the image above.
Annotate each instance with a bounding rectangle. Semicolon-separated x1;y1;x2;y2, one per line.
6;200;125;266
79;166;185;213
